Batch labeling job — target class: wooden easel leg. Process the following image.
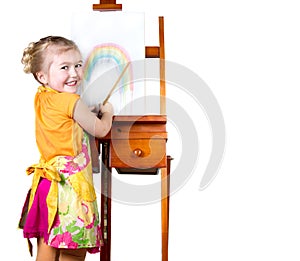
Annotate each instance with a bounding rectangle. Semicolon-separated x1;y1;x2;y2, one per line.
100;142;112;261
161;156;172;261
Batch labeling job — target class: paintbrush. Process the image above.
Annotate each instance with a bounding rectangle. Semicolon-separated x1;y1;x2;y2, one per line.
102;62;130;105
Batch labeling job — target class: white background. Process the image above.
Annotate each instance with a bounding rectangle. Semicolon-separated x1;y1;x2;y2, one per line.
1;0;300;260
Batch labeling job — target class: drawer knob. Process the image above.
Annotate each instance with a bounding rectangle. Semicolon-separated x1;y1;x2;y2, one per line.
133;148;143;157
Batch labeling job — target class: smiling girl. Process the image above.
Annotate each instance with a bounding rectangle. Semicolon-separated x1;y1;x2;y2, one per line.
19;36;114;261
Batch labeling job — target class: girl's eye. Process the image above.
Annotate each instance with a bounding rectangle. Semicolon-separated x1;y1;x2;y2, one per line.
75;63;82;68
61;65;68;70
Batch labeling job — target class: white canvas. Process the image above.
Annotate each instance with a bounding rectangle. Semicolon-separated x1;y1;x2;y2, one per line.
71;11;145;114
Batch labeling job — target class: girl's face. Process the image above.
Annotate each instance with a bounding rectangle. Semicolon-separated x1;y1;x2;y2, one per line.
37;48;83;94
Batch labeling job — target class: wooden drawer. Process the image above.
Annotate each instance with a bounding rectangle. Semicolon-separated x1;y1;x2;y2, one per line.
100;115;168;172
110;138;166;169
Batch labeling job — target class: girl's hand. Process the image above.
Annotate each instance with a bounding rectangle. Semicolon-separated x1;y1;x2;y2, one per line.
100;102;114;115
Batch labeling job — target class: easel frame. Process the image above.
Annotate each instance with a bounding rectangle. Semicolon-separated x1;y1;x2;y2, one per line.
92;2;171;261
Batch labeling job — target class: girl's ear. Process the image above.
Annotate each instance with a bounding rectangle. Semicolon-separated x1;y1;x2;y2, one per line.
36;71;48;85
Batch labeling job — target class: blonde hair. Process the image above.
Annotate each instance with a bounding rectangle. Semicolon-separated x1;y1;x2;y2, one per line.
21;36;80;82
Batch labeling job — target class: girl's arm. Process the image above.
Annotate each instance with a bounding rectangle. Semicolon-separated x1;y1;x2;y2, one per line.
73;99;114;138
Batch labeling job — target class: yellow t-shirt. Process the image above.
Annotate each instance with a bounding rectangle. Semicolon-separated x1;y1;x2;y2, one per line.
34;86;82;161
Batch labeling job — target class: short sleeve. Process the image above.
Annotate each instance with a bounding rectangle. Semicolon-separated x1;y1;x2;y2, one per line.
55;92;80;118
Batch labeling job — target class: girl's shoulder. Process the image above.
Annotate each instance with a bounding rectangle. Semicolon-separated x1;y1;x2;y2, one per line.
53;92;80;116
56;91;80;101
36;91;80;117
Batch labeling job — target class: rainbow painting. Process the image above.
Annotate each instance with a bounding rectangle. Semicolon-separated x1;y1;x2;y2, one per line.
83;43;133;100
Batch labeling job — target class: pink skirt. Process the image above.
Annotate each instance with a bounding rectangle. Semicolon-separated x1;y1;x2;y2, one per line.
23;178;51;242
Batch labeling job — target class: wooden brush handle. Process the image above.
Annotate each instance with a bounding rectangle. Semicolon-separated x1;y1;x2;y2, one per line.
102;62;130;105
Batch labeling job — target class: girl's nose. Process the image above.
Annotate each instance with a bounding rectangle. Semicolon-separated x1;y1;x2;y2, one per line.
69;67;79;77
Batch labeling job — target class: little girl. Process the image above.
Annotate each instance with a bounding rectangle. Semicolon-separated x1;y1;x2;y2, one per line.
19;36;114;260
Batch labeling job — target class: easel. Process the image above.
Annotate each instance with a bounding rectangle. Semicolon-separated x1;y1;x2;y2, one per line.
92;1;172;260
